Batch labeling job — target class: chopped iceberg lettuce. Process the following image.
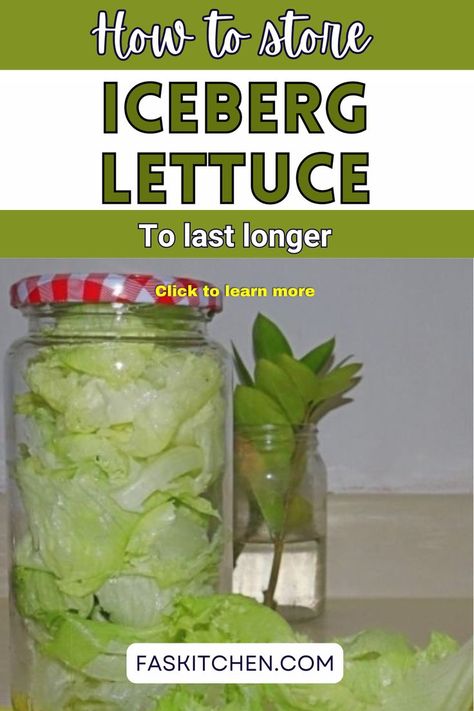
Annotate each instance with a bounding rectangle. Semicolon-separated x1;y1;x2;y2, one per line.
16;459;138;596
12;321;227;710
125;499;222;589
335;628;418;705
25;652;165;711
55;434;130;484
381;637;473;711
51;342;155;385
164;594;297;644
113;446;203;511
96;575;175;629
13;567;93;621
9;592;474;711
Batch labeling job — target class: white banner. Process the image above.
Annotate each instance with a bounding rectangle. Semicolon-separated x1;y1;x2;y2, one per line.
0;70;472;210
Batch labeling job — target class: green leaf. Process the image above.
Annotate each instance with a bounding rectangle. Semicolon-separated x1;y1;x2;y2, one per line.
234;434;285;534
276;354;319;405
301;337;335;373
231;342;253;386
250;477;286;535
334;354;355;368
233;384;295;472
234;387;295;534
332;362;363;378
234;385;292;430
235;432;293;535
252;313;292;362
254;359;305;424
286;494;314;531
313;363;362;403
310;396;354;424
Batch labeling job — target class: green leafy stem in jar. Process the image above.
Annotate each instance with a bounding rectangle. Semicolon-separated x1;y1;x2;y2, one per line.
233;313;362;609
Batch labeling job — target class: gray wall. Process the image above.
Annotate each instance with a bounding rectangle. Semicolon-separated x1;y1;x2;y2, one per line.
0;259;471;493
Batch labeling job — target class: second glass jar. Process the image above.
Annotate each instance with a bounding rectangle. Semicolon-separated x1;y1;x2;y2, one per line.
233;424;327;622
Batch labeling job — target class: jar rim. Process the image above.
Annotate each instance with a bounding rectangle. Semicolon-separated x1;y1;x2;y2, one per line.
10;273;223;313
235;423;319;440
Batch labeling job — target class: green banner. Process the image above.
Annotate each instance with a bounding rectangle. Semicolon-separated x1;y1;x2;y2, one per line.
0;211;472;257
0;0;473;70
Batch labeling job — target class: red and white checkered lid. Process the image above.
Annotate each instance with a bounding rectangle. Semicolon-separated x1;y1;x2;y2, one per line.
10;273;222;312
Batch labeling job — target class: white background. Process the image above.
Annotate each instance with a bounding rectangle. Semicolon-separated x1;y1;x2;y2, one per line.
0;70;473;209
0;258;471;494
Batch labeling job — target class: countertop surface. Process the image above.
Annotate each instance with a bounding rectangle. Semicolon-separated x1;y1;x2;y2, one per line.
0;597;472;702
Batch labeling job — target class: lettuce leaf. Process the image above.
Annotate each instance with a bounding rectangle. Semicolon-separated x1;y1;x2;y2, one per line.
13;567;93;621
164;594;297;644
173;394;226;496
96;575;175;629
51;342;155;385
113;446;203;512
336;628;418;705
381;637;473;711
25;650;165;711
125;499;222;589
40;612;170;673
55;434;130;484
16;458;138;596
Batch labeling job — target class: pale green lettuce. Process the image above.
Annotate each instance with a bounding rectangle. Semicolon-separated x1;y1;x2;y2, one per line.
113;446;203;511
96;575;175;629
125;498;222;589
16;458;138;596
381;638;473;711
51;342;155;385
14;568;94;620
9;594;474;711
164;594;297;644
13;321;226;710
26;653;165;711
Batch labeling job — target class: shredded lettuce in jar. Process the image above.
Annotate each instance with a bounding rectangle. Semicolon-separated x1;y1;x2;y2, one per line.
12;312;226;710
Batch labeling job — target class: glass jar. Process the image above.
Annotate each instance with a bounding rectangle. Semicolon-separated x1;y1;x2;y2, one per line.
233;424;327;622
5;273;231;711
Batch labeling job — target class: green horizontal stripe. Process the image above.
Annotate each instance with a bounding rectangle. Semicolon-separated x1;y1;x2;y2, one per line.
0;0;473;69
0;211;472;257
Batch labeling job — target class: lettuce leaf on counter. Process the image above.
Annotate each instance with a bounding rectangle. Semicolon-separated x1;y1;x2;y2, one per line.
6;597;474;711
381;637;473;711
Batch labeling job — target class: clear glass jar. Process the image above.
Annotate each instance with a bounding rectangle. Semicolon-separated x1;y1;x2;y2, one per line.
5;274;231;711
233;424;327;622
